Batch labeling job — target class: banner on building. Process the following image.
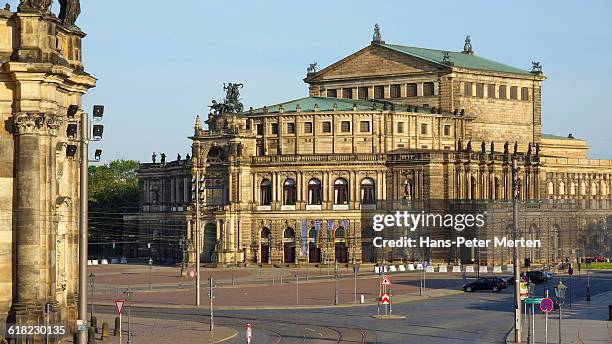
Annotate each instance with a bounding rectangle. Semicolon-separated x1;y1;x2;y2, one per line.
300;220;308;256
314;220;321;245
327;220;334;242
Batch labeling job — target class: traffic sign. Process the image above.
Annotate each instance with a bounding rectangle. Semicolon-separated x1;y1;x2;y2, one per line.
540;297;554;312
381;275;391;286
524;297;543;305
380;293;390;305
246;323;252;344
519;282;528;295
114;299;125;314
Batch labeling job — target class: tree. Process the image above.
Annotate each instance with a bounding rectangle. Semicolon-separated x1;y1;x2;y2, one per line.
88;159;140;257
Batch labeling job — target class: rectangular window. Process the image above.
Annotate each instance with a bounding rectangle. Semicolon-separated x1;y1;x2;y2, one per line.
287;123;295;134
499;85;507;99
390;84;401;98
256;124;263;135
360;121;370;132
271;123;279;135
342;88;353;99
420;123;428;135
521;87;529;100
327;89;337;98
443;125;451;136
510;86;518;100
374;86;385;99
322;121;332;133
304;122;313;134
487;84;496;98
246;120;251;130
397;122;404;133
407;83;417;97
358;87;369;100
423;82;435;96
464;82;473;96
340;121;351;133
476;83;484;98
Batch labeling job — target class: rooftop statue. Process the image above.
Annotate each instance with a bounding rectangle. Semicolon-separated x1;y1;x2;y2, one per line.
18;0;52;11
209;83;244;114
58;0;81;26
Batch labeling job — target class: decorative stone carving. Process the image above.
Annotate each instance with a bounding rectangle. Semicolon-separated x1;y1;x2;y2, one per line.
55;197;72;292
13;113;45;135
46;114;63;136
55;142;67;180
18;0;52;11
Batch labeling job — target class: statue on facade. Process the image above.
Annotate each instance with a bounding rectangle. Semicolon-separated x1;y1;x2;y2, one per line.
535;143;541;157
527;143;532;156
307;62;317;74
209;83;244;114
177;153;181;161
58;0;81;27
186;153;191;160
457;139;463;152
490;141;495;154
504;141;509;154
160;153;166;164
152;152;157;163
513;141;518;155
481;141;486;154
466;140;472;152
531;61;543;74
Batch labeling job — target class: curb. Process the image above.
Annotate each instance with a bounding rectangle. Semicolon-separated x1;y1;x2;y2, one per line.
94;289;464;311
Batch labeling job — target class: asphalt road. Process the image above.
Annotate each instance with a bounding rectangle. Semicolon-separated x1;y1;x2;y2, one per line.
96;270;612;344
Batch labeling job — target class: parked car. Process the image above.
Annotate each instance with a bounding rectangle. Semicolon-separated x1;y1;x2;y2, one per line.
464;277;508;292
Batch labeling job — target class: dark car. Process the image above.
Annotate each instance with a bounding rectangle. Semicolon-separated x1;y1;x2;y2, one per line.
526;270;550;284
464;277;508;292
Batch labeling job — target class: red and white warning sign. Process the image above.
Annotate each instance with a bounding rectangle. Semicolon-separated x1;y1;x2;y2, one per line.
114;299;125;314
381;275;391;286
246;323;253;344
380;293;391;305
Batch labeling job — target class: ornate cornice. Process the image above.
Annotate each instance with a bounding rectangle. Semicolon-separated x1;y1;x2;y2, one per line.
12;113;63;136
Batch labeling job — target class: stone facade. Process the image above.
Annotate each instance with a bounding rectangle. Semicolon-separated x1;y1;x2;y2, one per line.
0;7;95;341
128;34;610;271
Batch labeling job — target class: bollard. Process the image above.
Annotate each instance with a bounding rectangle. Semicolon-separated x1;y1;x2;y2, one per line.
102;322;109;339
360;294;365;304
608;304;612;321
91;315;98;333
114;317;121;336
88;327;96;343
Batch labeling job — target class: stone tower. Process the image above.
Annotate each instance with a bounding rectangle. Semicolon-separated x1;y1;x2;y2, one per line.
0;3;96;341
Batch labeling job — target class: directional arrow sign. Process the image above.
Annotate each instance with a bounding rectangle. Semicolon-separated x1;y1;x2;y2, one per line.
114;300;125;315
380;293;390;305
524;297;544;305
381;275;391;286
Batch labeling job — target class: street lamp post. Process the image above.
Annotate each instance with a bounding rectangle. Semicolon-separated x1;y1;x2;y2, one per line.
554;281;567;344
123;288;133;344
89;272;95;323
512;158;522;343
334;261;339;305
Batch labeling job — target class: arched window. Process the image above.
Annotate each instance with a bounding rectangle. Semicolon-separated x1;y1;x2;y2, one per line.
283;178;297;205
335;227;346;240
206;146;227;163
334;178;349;204
360;178;375;204
284;228;295;238
308;178;322;205
260;179;272;205
261;227;271;239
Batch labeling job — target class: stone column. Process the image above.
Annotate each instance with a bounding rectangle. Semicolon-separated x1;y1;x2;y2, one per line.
12;112;57;324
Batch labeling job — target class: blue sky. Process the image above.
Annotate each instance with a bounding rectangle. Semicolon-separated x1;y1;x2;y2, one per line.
18;0;611;161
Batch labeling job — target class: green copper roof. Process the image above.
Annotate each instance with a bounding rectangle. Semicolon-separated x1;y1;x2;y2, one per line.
243;96;454;115
381;44;533;75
